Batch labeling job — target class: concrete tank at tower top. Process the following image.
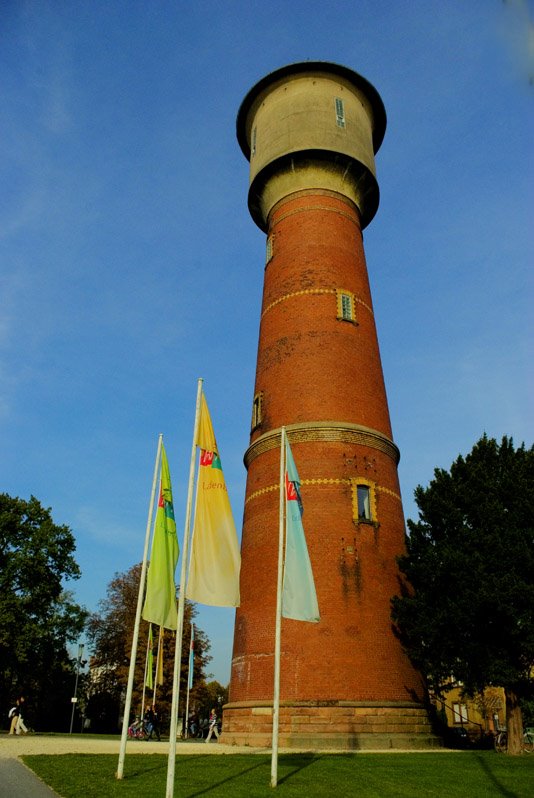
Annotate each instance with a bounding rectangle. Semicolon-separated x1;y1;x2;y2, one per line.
222;62;436;750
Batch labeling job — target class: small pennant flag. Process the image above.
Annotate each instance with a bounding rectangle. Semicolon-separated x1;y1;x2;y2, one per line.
188;625;195;690
282;438;320;622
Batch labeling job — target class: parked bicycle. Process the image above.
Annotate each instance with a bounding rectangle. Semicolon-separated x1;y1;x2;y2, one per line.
494;728;534;753
127;717;150;740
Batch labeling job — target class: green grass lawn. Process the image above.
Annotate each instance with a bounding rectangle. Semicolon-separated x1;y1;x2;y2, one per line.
23;751;534;797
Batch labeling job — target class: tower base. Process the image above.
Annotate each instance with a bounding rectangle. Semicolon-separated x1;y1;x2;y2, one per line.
221;701;441;750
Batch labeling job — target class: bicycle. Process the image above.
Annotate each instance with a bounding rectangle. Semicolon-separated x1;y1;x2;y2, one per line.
494;728;534;753
127;718;149;740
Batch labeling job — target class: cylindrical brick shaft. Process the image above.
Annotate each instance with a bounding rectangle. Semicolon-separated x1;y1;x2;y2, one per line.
223;63;433;749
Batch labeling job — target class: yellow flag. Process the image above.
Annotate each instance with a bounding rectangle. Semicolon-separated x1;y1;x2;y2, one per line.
142;443;179;629
186;393;241;606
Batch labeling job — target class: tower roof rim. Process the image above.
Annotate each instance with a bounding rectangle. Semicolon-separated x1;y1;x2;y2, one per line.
236;61;387;160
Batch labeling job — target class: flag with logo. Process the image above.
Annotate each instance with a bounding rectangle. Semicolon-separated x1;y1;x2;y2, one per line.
186;393;241;606
142;444;179;629
282;438;320;622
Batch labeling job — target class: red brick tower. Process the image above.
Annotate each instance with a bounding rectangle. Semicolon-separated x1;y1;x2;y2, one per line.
223;63;433;749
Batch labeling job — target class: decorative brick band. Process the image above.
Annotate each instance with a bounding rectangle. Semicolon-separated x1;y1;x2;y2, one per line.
225;699;424;710
378;485;403;502
261;288;335;319
271;201;360;229
245;478;401;506
261;288;373;320
244;422;400;469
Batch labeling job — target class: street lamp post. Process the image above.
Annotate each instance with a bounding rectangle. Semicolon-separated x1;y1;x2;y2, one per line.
69;643;84;735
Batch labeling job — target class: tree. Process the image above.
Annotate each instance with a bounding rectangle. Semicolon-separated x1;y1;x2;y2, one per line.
194;680;229;726
86;563;211;733
0;494;87;731
392;435;534;755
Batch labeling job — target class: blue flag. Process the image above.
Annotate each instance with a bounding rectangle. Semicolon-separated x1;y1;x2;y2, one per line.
188;625;195;690
282;439;320;622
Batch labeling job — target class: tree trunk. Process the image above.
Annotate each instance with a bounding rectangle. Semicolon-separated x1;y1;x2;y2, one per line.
505;688;523;756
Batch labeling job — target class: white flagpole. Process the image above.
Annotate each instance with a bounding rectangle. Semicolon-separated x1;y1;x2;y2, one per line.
184;623;194;738
117;434;162;779
271;426;286;788
166;378;203;798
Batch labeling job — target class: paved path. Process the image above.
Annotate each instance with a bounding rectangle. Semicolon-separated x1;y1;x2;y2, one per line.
0;734;262;758
0;757;60;797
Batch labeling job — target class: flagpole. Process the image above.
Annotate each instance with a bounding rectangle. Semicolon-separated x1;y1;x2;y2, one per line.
166;378;203;798
117;434;162;779
271;426;286;788
184;623;194;738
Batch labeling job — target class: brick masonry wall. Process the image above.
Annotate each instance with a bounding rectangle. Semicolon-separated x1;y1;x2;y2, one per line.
226;190;426;744
252;191;393;439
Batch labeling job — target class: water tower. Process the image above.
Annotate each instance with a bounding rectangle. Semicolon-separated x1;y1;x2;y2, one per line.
223;62;433;749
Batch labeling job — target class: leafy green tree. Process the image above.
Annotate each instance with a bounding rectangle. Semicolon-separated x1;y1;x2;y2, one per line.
86;562;211;733
392;435;534;755
0;494;87;730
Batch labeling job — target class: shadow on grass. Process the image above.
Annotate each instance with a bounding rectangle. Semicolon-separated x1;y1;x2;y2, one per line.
276;754;321;786
184;754;321;796
472;753;519;798
185;757;268;797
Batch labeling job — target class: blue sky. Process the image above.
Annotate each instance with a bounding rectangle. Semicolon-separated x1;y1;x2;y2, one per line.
1;1;532;685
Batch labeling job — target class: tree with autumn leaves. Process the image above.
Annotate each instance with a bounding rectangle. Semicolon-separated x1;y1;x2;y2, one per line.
86;563;211;733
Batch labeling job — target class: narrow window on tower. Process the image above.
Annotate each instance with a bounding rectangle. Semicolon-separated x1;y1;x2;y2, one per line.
266;235;274;264
251;392;263;431
335;97;345;128
251;126;257;157
351;479;377;525
357;486;371;521
336;289;356;323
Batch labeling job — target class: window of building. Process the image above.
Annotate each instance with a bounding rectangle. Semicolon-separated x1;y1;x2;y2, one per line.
336;289;356;323
351;479;377;525
341;293;353;320
266;235;274;264
251;392;263;430
251;126;257;156
335;97;345;128
453;703;468;725
357;485;371;521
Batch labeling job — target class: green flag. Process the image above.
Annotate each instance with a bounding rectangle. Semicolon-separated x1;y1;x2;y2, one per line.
282;439;320;622
145;624;154;690
142;444;179;630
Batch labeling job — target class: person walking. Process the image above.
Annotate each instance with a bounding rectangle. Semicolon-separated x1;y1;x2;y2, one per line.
205;708;219;743
9;697;28;734
8;700;20;735
16;696;28;734
145;704;161;741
